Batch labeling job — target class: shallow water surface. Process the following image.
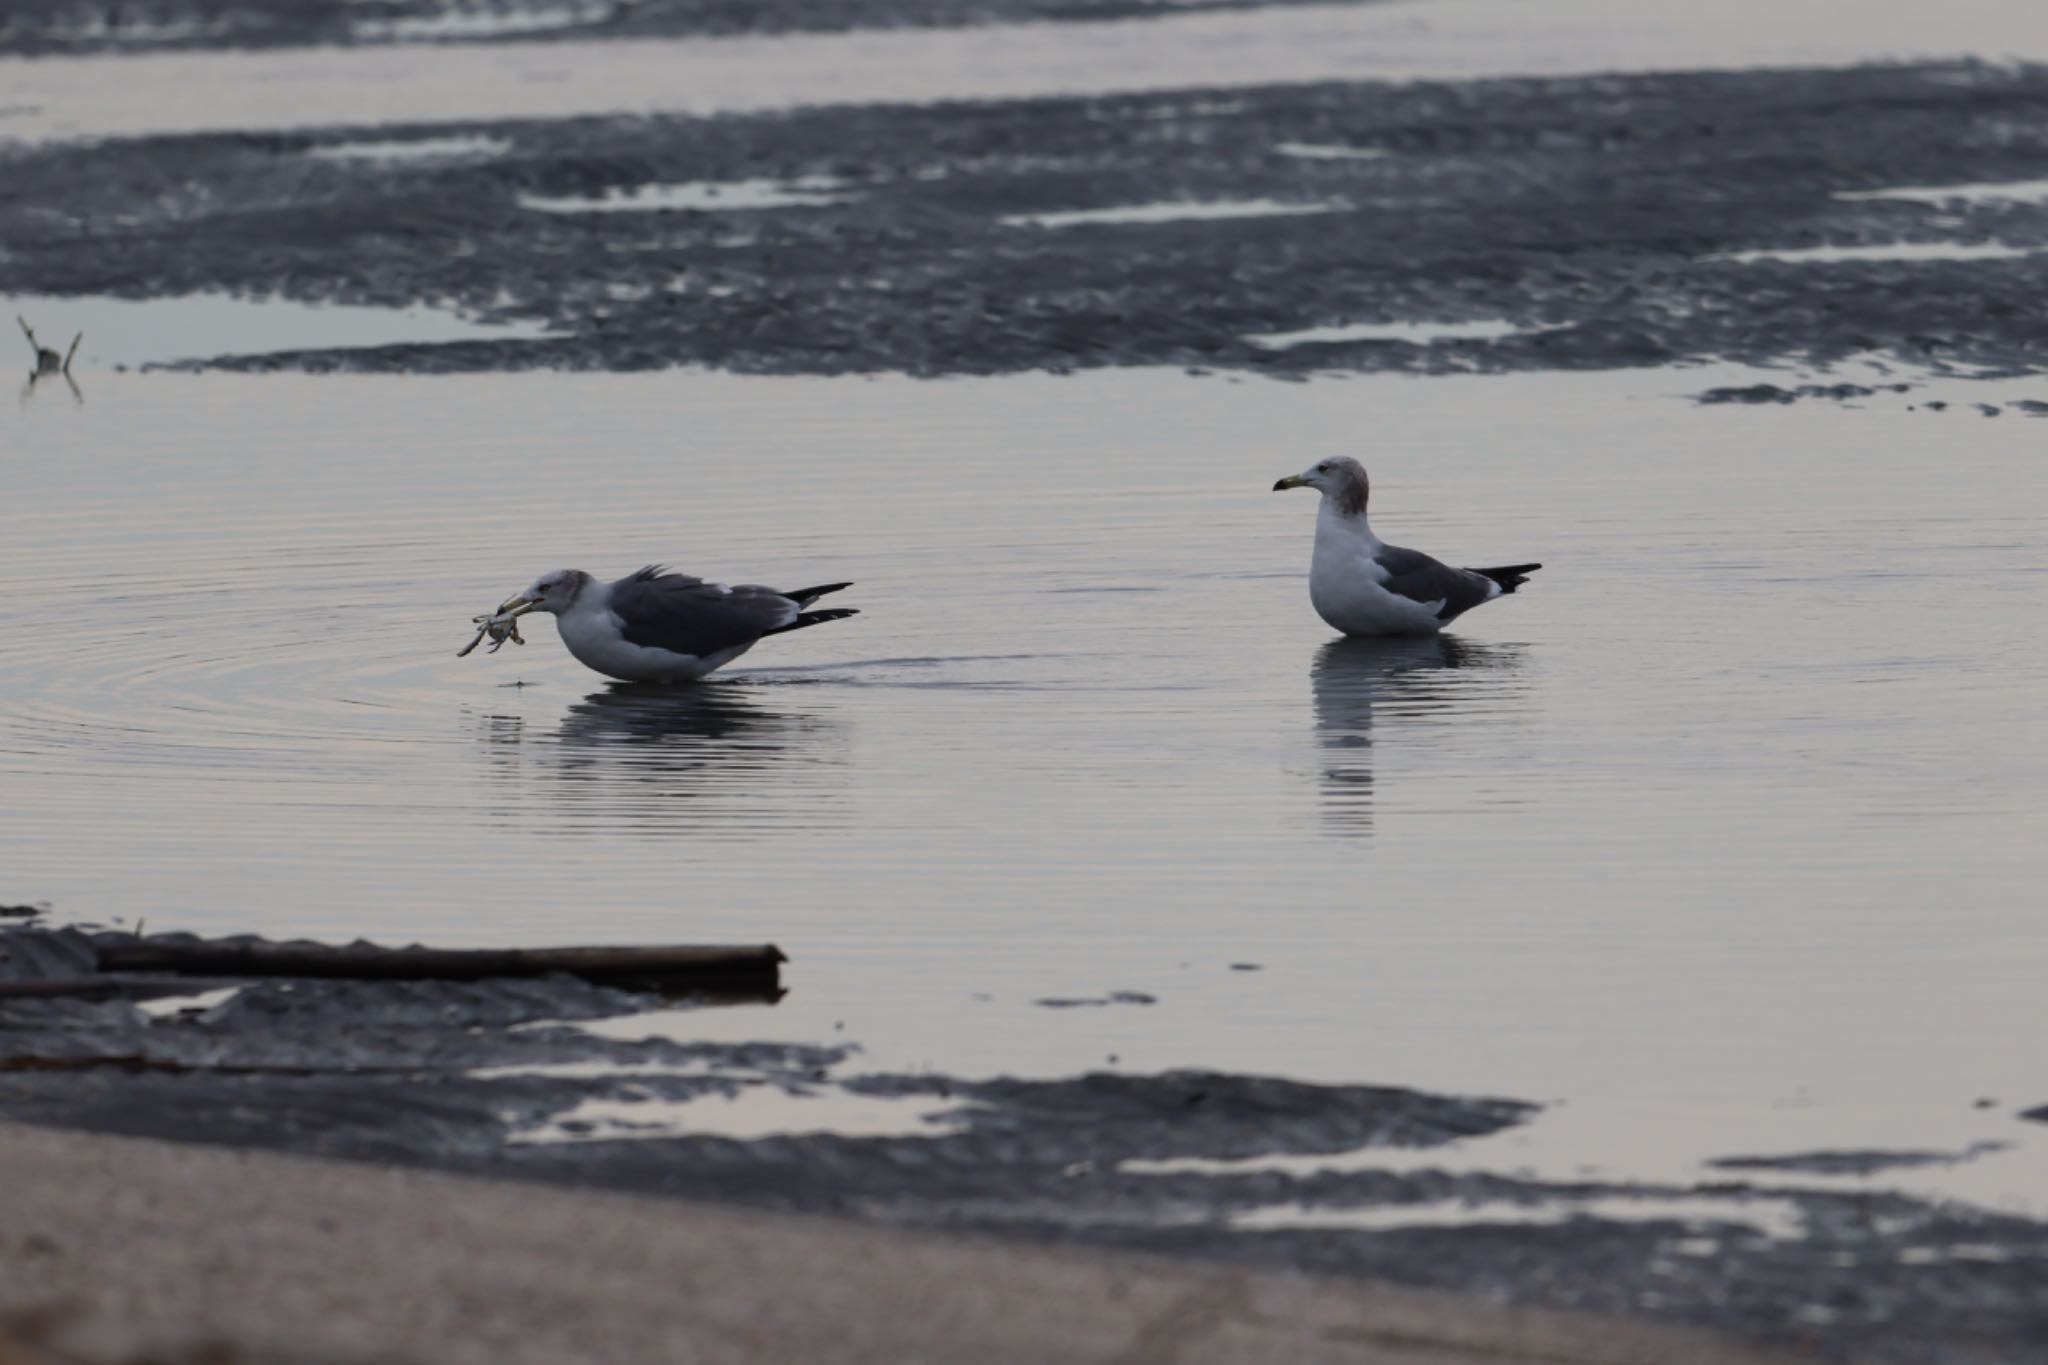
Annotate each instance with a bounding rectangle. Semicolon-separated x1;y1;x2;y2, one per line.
1245;319;1535;349
1713;242;2041;265
10;0;2048;142
519;176;853;214
999;199;1344;229
3;365;2046;1206
4;292;550;370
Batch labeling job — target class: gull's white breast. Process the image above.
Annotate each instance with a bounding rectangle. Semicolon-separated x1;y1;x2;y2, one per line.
1307;506;1446;637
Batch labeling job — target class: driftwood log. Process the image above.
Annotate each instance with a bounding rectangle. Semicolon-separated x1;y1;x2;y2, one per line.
93;941;785;990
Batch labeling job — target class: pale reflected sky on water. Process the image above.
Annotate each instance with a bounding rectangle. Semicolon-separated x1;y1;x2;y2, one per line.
6;0;2048;1205
9;0;2048;141
4;367;2044;1189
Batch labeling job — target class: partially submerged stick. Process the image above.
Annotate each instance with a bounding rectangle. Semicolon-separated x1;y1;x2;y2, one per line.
16;316;80;376
17;314;48;367
95;940;785;987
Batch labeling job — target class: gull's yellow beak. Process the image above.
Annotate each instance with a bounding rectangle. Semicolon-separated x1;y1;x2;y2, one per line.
498;595;540;618
1272;474;1309;491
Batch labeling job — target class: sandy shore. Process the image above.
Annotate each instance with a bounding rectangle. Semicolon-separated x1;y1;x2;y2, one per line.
0;1119;1800;1365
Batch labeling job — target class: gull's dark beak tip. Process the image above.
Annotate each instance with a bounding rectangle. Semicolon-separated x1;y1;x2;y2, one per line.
1271;477;1291;492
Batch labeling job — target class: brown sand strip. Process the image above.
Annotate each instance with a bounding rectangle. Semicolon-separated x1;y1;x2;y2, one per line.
0;1120;1805;1365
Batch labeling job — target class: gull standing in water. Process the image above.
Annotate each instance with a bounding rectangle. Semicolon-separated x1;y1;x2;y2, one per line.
1272;457;1539;636
493;565;857;683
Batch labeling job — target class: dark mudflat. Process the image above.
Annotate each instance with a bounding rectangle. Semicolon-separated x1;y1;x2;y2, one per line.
4;926;2047;1363
8;63;2048;393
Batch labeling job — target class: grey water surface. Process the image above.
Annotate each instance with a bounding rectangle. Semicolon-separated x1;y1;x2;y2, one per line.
10;0;2048;140
4;364;2044;1203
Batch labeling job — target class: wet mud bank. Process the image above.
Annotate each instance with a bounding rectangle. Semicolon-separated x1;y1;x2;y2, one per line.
4;926;2048;1362
8;62;2048;385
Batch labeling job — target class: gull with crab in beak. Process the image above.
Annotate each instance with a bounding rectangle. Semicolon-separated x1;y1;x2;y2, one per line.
483;565;858;683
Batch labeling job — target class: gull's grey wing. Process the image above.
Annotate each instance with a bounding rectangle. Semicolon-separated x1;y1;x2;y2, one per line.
608;568;801;658
1375;545;1498;623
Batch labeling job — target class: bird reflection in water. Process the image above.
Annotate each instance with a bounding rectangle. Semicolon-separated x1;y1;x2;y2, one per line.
1310;635;1524;837
478;681;849;837
17;316;83;407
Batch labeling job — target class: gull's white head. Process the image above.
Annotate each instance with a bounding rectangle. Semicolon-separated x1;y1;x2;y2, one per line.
505;568;593;617
1272;456;1370;516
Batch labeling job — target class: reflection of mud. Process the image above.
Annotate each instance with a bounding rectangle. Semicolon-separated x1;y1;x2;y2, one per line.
1709;1144;2009;1176
480;682;850;834
1309;636;1522;836
10;64;2048;387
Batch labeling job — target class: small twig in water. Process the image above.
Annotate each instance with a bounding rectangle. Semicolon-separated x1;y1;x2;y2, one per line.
15;316;67;376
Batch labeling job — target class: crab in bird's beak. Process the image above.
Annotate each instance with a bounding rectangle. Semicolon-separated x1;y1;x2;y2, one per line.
456;594;541;658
